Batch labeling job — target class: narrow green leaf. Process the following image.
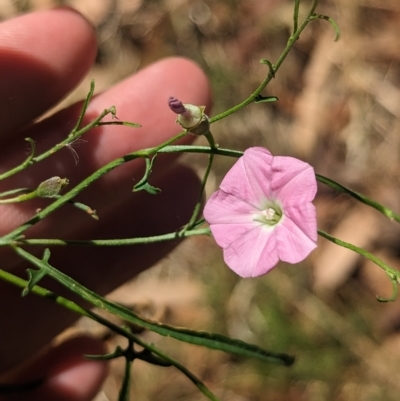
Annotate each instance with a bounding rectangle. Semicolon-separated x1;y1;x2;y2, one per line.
15;249;295;366
93;298;295;365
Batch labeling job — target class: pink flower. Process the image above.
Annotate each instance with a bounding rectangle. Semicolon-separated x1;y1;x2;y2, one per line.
203;147;317;278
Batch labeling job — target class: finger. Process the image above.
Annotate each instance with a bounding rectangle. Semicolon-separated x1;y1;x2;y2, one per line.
0;164;202;373
0;57;211;246
0;8;97;136
0;335;107;401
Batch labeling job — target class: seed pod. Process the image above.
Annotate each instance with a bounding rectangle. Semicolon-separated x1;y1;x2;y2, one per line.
36;177;69;198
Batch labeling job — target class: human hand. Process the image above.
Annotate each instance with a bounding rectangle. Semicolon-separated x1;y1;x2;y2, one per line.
0;7;210;401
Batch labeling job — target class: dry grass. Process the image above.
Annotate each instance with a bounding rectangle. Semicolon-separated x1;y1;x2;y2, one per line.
3;0;400;400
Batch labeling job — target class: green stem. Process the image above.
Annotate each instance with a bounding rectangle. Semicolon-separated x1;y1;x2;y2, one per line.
0;268;221;401
316;174;400;223
118;353;132;401
0;133;187;243
318;229;400;301
209;0;319;124
156;145;400;226
0;191;37;204
183;131;216;232
70;79;95;135
0;107;117;182
13;247;295;366
14;228;210;247
3;141;399;246
34;107;116;164
318;229;399;278
157;145;243;158
293;0;300;33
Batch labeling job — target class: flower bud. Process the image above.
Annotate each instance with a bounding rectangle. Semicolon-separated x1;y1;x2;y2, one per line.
168;97;210;136
36;177;69;198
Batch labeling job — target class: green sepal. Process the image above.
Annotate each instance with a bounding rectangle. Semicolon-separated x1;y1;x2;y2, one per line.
254;95;278;104
22;268;47;297
133;156;161;195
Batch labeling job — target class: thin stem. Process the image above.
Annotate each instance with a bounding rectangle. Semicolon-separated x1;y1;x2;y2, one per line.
0;133;188;243
316;174;400;223
118;353;132;401
70;79;95;135
0;191;36;204
183;131;216;231
318;229;400;301
34;107;116;164
12;247;295;366
14;228;210;247
4;141;399;246
0;268;221;401
0;107;116;181
209;0;319;124
157;145;243;158
293;0;300;33
125;342;221;401
318;229;398;277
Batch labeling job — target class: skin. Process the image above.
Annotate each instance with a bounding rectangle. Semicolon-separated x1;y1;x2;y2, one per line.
0;7;211;401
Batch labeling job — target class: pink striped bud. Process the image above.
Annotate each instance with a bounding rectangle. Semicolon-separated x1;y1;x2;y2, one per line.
168;97;210;136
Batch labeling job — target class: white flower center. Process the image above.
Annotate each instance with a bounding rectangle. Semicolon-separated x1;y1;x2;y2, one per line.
262;207;276;220
253;201;283;226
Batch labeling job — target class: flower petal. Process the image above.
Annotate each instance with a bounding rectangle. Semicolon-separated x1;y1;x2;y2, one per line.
210;222;258;249
271;156;317;206
284;203;317;242
203;190;254;224
222;225;280;278
219;147;274;208
203;146;318;278
275;216;317;263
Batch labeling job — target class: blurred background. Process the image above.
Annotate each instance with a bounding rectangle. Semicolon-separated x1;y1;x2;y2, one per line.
3;0;400;400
